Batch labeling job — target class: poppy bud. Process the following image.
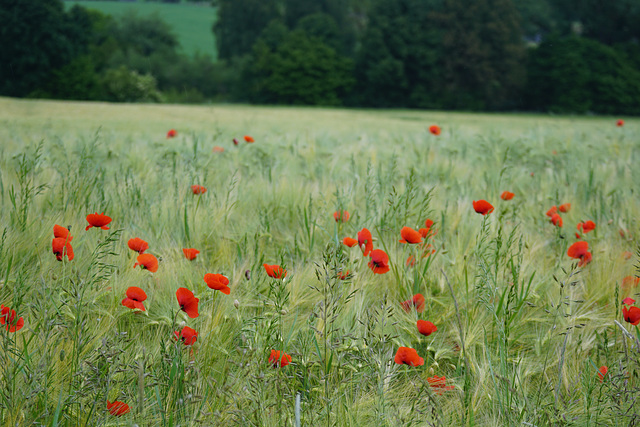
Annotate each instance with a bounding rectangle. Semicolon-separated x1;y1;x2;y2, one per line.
245;270;251;280
234;299;240;309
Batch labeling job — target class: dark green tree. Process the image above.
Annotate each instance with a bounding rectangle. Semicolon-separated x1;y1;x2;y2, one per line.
435;0;526;110
213;0;281;60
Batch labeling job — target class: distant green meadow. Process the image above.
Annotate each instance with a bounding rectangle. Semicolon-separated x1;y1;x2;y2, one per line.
64;1;218;58
0;97;639;425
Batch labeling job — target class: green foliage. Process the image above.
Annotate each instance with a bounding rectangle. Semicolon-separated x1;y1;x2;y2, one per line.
245;29;354;106
102;66;163;103
527;36;640;114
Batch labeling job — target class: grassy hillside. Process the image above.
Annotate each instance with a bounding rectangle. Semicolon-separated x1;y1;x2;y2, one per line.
0;97;639;425
65;1;217;58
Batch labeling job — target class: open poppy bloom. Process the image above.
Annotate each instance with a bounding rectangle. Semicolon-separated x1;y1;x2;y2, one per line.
622;297;636;306
212;146;224;153
204;273;231;294
52;237;74;261
419;219;435;238
264;264;286;279
394;347;424;366
337;270;350;280
0;305;24;332
598;366;608;382
402;294;426;313
85;212;111;231
134;253;158;273
191;185;207;195
417;320;437;336
558;203;571;213
333;210;350;222
429;125;441;136
174;326;198;345
500;191;515;201
368;249;390;274
128;238;148;254
233;138;239;145
166;129;177;138
269;350;291;367
622;276;640;288
183;248;200;261
567;241;592;267
107;400;130;416
244;135;254;143
473;200;494;215
122;286;147;311
427;375;455;394
617;119;624;127
623;305;640;325
342;237;358;247
577;221;596;234
550;213;563;227
406;255;416;267
53;224;72;241
176;287;199;318
399;226;422;244
357;228;373;256
623;251;633;260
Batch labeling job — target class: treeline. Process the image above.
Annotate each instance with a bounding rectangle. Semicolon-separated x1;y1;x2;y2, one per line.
2;0;640;113
214;0;640;113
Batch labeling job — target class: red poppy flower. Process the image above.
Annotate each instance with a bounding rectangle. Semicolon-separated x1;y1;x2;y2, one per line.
176;287;199;318
337;270;350;280
429;125;441;136
342;237;358;247
399;227;422;244
368;249;390;274
85;212;111;231
500;191;515;201
622;276;640;288
623;306;640;325
0;305;24;332
427;375;454;393
174;326;198;345
402;294;426;313
567;241;592;267
406;255;416;267
264;264;286;279
233;138;239;145
191;185;207;195
333;210;350;223
52;237;74;261
53;224;72;241
166;129;177;138
394;347;424;366
598;366;608;382
269;350;291;367
183;248;200;261
121;287;147;311
417;320;437;336
472;200;494;215
546;206;557;217
212;146;224;153
558;203;571;213
204;273;231;294
622;297;636;306
244;135;254;143
617;119;624;127
134;253;158;273
357;228;373;256
127;238;148;254
107;400;130;416
550;213;563;227
577;220;596;234
623;251;633;260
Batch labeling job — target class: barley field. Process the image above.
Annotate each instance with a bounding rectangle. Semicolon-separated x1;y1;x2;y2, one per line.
0;97;638;426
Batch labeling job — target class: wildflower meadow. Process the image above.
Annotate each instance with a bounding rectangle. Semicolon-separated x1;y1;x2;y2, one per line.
0;98;639;425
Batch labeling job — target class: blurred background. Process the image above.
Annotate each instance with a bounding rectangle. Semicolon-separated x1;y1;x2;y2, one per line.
1;0;639;114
